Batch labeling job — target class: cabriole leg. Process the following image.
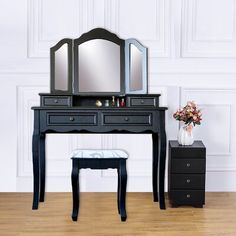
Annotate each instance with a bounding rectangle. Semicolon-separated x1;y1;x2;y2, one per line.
119;160;127;222
71;159;80;221
32;132;40;210
39;133;46;202
152;132;159;202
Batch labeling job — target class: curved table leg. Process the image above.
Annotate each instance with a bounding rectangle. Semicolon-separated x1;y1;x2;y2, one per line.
32;133;40;209
158;112;167;210
117;168;120;214
152;132;158;202
119;159;127;222
39;133;46;202
71;159;80;221
32;110;40;210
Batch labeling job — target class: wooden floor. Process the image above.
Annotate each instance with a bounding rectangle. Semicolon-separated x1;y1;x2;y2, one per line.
0;193;236;236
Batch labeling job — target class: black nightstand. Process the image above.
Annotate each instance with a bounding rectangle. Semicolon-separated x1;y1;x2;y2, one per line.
168;140;206;208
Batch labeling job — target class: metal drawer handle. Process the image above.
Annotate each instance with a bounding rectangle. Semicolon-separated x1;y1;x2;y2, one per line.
54;99;58;103
186;194;191;198
140;100;144;104
186;163;191;167
124;117;129;121
186;179;191;183
69;117;74;121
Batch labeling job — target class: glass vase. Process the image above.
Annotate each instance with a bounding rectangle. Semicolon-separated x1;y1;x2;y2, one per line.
177;123;194;146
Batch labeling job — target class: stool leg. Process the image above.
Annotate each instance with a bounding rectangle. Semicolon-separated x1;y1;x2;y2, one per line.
117;168;120;214
119;160;127;222
71;159;80;221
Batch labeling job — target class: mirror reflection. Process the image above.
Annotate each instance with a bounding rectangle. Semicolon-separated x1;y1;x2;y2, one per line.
78;39;120;93
54;43;68;91
130;44;142;91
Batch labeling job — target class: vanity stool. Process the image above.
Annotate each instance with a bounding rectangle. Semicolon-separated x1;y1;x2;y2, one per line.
70;149;128;222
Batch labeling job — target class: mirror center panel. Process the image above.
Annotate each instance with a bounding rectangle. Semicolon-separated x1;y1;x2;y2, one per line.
78;39;120;93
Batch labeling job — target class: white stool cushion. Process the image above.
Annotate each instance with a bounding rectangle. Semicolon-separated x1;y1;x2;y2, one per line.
70;149;128;159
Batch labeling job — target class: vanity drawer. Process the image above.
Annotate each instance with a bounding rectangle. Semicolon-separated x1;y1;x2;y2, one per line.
47;113;97;125
171;159;205;174
170;174;205;189
170;190;205;206
103;113;152;125
127;97;157;107
41;96;72;107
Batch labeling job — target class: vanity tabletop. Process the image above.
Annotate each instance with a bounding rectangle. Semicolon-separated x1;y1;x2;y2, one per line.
31;106;168;110
38;93;162;97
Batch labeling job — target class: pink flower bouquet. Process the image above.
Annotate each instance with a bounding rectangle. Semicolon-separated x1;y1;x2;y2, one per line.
173;101;202;126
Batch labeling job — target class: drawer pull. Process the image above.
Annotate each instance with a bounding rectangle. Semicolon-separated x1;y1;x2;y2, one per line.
140;100;144;104
186;163;191;167
186;179;191;183
69;117;74;121
54;99;58;103
124;117;129;121
186;194;191;198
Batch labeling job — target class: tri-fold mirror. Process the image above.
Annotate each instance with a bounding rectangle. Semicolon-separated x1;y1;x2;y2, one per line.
50;28;148;95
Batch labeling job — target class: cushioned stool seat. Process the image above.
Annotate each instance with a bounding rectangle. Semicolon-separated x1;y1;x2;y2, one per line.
71;149;128;222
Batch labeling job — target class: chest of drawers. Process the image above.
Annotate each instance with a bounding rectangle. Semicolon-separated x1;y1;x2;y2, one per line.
168;140;206;208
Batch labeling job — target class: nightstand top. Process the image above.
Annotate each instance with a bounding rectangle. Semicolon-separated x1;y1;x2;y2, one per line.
169;140;205;149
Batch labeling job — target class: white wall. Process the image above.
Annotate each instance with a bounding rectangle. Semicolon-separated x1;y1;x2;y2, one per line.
1;0;236;192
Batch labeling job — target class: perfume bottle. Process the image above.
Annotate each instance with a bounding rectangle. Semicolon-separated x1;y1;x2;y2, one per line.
111;96;115;106
105;99;109;107
116;98;120;107
120;98;125;107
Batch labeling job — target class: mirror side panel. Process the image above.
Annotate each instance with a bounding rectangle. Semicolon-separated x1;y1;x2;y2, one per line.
50;38;73;94
125;39;148;94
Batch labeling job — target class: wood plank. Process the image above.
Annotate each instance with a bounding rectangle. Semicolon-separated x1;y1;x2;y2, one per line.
0;193;236;236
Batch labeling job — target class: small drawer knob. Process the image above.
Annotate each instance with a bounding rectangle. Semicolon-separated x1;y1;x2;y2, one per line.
124;117;129;121
186;179;191;183
140;100;144;104
186;163;191;167
69;117;74;121
186;194;191;198
54;99;58;103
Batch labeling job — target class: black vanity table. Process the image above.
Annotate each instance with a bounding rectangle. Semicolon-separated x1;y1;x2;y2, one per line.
31;28;168;211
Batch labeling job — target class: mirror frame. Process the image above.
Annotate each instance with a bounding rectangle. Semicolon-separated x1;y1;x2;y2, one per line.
125;39;148;94
50;38;73;94
73;28;125;95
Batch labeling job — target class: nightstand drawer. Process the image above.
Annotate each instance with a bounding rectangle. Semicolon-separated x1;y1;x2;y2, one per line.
171;149;205;159
170;141;206;159
47;113;97;125
170;174;205;189
170;190;205;206
103;113;152;125
171;159;205;173
128;97;157;107
42;96;71;106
